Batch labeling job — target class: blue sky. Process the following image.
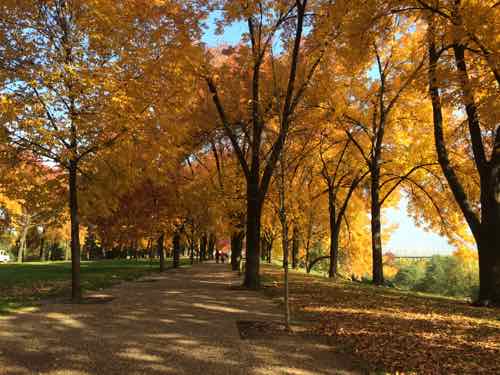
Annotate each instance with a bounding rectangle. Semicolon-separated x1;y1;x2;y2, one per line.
202;12;246;46
201;14;456;257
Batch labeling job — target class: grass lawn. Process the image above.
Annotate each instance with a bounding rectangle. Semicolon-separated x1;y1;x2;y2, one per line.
261;264;500;374
0;258;188;314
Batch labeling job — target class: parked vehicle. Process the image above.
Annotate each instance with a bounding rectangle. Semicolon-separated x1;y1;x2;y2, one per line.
0;250;10;263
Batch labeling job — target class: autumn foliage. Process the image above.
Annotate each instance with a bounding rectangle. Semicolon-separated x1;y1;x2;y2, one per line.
0;0;499;366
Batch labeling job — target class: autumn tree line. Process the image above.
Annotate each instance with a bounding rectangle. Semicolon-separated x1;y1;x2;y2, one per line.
0;0;498;305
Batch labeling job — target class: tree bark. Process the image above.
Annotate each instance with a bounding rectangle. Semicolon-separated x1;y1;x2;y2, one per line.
39;236;45;261
69;160;81;301
207;233;216;260
157;233;165;272
189;238;195;265
328;187;339;278
266;237;272;264
17;216;30;263
195;238;201;263
48;243;53;261
173;231;180;268
199;236;206;262
308;255;330;273
231;230;244;271
261;237;267;261
64;240;70;261
291;226;299;269
282;220;290;329
147;238;153;259
479;128;500;304
479;189;500;303
261;231;273;264
304;209;313;272
278;154;291;329
370;164;384;285
244;180;261;289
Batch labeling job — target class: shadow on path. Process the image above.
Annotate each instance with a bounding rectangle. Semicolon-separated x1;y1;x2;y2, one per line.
0;263;361;375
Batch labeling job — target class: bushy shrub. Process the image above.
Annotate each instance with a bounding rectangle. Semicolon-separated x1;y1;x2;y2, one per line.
393;262;426;290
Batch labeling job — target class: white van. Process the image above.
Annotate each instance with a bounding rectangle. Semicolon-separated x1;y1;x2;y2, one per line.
0;250;10;263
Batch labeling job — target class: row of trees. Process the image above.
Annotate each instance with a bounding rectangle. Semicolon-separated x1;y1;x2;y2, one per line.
0;0;498;305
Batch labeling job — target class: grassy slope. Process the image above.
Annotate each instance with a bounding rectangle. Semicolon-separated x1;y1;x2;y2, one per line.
261;264;500;374
0;259;188;313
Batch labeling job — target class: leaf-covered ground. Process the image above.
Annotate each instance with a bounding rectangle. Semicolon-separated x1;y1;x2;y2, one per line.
261;265;500;374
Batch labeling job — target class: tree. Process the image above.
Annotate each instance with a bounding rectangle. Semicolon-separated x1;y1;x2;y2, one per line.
425;1;500;305
1;0;202;299
338;16;430;284
0;157;65;262
319;134;369;277
204;0;325;288
277;150;291;329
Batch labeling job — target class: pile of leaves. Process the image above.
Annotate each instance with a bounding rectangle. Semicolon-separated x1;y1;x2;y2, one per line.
261;266;500;374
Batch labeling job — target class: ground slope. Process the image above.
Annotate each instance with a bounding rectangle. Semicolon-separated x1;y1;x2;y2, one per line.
261;265;500;374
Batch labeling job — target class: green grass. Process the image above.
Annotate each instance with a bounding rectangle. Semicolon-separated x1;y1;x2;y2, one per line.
0;258;189;314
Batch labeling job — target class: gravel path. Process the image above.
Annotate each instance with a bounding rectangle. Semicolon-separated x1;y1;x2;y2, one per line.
0;263;361;375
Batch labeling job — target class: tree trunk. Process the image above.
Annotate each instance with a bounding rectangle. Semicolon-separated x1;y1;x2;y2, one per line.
305;240;310;273
206;2;308;293
48;243;53;261
262;233;273;264
427;18;500;305
266;238;272;263
291;226;299;269
231;230;244;271
261;237;267;261
190;238;194;265
478;206;500;304
370;166;384;285
278;155;290;329
328;187;339;278
208;233;216;260
308;255;330;273
39;236;45;261
158;233;165;272
197;238;202;263
304;207;313;272
477;129;500;304
282;235;287;268
173;231;180;268
64;240;70;261
453;41;500;305
146;238;153;259
17;219;29;263
200;235;207;261
244;181;261;289
282;220;290;329
69;160;81;301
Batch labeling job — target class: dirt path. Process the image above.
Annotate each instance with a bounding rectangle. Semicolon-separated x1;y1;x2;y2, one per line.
0;263;360;375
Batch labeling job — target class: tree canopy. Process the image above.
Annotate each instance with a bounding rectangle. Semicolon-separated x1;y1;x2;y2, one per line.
1;0;499;305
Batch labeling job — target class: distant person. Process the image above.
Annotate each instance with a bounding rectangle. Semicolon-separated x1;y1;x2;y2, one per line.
215;249;220;263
